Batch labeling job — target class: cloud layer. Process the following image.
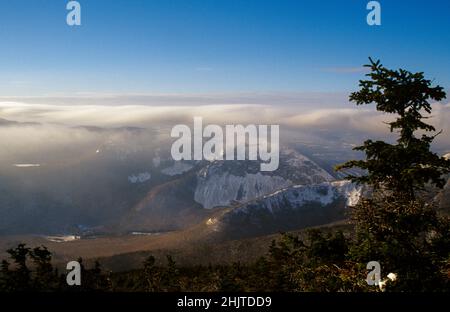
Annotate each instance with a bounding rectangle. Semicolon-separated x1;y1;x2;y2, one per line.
1;93;449;150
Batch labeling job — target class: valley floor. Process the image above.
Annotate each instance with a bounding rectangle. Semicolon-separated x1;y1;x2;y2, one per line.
0;220;350;272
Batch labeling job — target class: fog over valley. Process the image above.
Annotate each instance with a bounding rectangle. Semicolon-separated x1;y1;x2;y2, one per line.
0;93;449;237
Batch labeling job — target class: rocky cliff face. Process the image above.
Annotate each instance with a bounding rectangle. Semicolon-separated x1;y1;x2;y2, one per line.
194;148;335;209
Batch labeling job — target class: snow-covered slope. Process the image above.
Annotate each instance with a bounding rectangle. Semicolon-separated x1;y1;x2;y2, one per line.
207;180;363;239
194;148;335;209
161;161;194;176
331;180;363;206
195;171;292;209
128;172;151;183
227;180;362;216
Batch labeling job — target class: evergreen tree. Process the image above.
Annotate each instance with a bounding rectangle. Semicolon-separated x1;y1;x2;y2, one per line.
141;255;160;292
337;58;450;291
29;246;59;291
336;58;450;200
5;244;31;291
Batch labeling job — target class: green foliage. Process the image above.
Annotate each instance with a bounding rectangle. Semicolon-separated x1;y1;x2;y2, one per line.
5;244;31;291
336;58;450;291
336;58;450;200
0;246;111;292
349;195;450;291
66;258;111;291
0;244;59;291
29;246;59;291
266;231;368;292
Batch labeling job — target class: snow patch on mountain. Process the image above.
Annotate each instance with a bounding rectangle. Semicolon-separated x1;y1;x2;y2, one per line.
231;180;362;215
206;180;364;239
128;172;151;183
161;162;193;176
331;180;364;206
194;148;336;209
195;171;292;209
13;163;41;168
281;148;335;182
45;235;81;243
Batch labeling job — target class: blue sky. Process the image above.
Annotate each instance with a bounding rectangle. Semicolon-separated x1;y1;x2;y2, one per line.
0;0;449;95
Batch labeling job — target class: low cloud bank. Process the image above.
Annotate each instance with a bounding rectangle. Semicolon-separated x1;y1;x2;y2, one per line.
0;93;449;150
